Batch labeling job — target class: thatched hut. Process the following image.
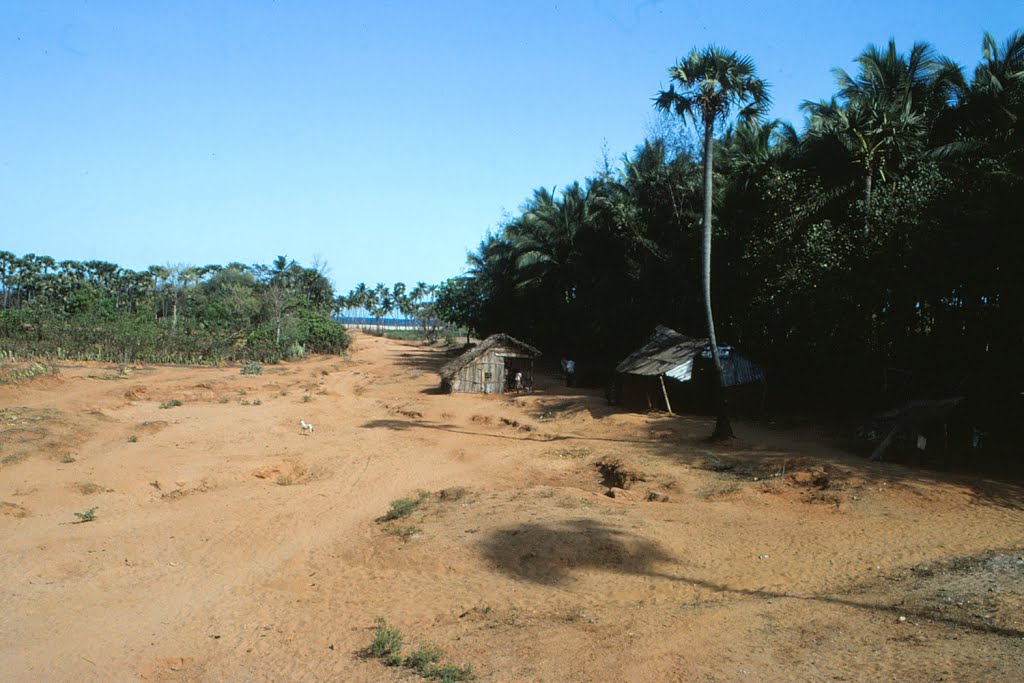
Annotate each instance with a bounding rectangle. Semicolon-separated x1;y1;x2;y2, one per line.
439;334;542;394
612;325;766;413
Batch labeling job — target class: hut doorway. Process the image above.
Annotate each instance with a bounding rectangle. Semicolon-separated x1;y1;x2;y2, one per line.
503;358;534;393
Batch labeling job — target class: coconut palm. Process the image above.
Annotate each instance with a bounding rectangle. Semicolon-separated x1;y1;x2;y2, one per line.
802;40;964;232
654;45;770;439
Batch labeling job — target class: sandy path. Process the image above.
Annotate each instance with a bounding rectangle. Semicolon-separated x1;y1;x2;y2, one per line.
1;334;1022;682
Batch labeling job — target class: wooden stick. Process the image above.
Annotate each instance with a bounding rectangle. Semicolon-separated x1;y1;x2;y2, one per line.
659;374;673;415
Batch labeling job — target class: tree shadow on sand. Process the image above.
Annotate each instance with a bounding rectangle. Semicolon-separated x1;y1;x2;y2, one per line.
478;521;1024;639
477;519;675;586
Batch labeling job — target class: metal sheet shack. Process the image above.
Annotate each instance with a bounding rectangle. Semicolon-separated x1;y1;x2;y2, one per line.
613;325;766;413
439;334;542;394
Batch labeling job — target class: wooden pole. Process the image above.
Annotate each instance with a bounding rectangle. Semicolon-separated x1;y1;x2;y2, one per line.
659;374;673;415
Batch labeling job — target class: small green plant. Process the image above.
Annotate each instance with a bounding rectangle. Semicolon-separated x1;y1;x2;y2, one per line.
385;524;421;542
379;491;430;521
427;662;476;682
72;507;97;523
159;399;183;409
60;454;76;463
367;620;475;681
241;399;250;406
405;644;443;673
252;399;262;406
369;618;404;666
302;395;313;403
321;369;329;376
127;435;138;443
241;362;262;375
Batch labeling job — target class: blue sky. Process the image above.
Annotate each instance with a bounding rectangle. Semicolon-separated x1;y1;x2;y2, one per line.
1;1;1019;292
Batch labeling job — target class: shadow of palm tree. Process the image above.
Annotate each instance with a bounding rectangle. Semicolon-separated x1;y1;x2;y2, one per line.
477;519;675;586
477;521;1024;639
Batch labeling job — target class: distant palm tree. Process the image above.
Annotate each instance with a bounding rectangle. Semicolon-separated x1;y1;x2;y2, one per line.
654;45;770;440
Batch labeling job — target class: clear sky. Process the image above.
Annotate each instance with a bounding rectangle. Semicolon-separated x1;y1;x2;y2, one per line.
1;1;1020;292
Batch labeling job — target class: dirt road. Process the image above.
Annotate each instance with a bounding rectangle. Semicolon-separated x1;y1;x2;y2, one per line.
2;334;1022;681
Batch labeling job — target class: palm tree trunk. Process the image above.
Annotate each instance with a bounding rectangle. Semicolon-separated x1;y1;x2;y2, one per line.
864;171;873;236
702;122;734;440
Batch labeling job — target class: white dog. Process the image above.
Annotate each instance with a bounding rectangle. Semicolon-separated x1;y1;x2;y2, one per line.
300;419;315;435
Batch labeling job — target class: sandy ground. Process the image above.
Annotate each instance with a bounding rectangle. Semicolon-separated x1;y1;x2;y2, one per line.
1;333;1023;682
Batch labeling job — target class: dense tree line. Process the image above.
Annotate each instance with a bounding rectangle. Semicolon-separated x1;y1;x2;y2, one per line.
436;32;1024;409
0;254;349;364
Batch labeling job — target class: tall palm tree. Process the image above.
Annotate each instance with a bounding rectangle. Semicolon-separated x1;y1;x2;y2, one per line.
654;46;770;440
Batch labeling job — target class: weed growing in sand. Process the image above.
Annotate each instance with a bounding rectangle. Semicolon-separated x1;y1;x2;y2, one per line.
369;618;404;666
241;399;250;406
2;452;27;466
72;507;96;523
302;395;313;403
127;435;138;443
60;454;76;464
367;620;476;681
405;644;443;672
384;524;421;542
379;491;431;521
252;399;262;406
241;362;263;375
159;400;182;409
321;369;329;376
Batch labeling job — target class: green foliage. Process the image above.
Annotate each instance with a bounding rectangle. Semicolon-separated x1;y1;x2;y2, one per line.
367;620;476;681
60;454;76;463
241;362;263;375
72;508;96;523
444;29;1024;442
0;257;350;365
379;491;430;521
159;400;182;409
369;619;404;666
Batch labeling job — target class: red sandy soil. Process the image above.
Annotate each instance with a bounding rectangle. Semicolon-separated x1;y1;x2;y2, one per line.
1;333;1022;682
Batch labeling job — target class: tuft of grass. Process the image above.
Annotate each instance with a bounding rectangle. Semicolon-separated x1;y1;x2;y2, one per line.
384;524;421;542
427;662;476;682
127;435;138;443
252;399;262;406
369;618;404;666
379;491;430;521
241;362;262;375
302;395;313;403
321;369;330;376
367;620;476;681
240;399;250;406
405;644;443;673
72;507;97;523
159;399;183;409
2;452;28;466
60;454;76;464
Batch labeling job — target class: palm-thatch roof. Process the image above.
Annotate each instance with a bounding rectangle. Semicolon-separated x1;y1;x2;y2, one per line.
439;334;542;380
616;325;765;387
615;325;706;378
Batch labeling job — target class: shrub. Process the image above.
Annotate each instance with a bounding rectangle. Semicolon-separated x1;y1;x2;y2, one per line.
159;400;183;409
380;491;430;521
241;362;262;375
369;619;404;666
